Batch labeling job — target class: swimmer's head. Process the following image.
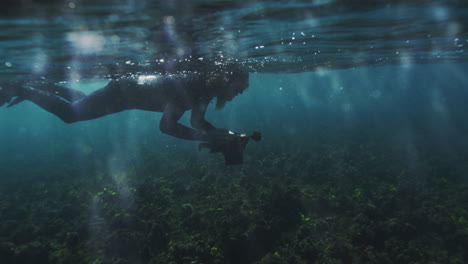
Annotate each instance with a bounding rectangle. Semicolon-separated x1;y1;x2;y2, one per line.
206;68;249;109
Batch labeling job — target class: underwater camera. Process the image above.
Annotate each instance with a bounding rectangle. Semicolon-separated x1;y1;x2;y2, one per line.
199;130;261;165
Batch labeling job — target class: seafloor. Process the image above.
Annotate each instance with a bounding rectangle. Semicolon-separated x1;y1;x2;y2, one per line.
1;128;467;264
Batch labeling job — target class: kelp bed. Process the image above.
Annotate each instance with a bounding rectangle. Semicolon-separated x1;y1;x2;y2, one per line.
1;137;468;264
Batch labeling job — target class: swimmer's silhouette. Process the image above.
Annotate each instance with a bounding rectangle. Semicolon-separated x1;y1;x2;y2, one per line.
0;69;261;164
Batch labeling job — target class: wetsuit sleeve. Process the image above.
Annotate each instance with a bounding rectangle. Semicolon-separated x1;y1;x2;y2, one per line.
190;101;216;132
160;103;207;141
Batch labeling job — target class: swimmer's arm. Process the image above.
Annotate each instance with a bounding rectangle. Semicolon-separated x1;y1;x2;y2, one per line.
190;101;217;132
160;103;207;141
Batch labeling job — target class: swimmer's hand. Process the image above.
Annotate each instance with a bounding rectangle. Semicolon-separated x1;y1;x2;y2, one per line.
199;129;261;165
200;129;239;151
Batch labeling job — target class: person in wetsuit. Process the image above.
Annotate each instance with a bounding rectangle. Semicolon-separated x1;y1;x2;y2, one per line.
0;69;259;164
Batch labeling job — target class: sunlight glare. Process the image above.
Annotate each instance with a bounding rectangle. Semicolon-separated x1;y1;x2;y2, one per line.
67;31;106;55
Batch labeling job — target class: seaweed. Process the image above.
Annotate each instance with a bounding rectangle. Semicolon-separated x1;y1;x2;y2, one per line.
1;137;468;264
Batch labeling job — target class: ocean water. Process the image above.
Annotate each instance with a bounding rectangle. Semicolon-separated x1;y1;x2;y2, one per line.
1;1;468;264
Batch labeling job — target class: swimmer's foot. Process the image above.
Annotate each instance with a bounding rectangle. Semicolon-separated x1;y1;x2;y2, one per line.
0;81;23;107
6;97;25;108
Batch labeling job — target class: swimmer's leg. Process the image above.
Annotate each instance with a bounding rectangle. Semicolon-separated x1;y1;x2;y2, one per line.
32;83;87;102
6;83;87;107
17;80;133;123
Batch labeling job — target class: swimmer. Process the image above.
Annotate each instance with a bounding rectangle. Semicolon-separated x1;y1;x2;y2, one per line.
0;69;261;164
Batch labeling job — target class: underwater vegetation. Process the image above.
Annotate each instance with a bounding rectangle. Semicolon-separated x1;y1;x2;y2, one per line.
1;132;467;264
0;0;467;261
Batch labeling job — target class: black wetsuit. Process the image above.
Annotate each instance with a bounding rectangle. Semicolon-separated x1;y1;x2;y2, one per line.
2;70;257;164
20;73;208;124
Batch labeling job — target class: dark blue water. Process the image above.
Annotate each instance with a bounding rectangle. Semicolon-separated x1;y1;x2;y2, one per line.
1;1;468;264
